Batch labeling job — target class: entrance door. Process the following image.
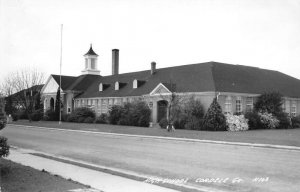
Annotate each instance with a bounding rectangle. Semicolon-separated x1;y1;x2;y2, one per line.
157;100;168;123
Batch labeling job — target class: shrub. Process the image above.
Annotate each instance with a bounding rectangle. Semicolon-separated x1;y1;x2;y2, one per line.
184;117;204;130
62;114;70;122
95;113;108;124
11;113;19;121
68;107;96;123
258;112;279;129
83;117;95;123
0;116;7;130
109;101;151;127
43;109;57;121
173;114;188;129
245;112;262;130
0;136;10;157
226;114;249;131
159;118;168;129
203;98;227;131
30;110;43;121
276;112;292;129
108;105;123;125
254;92;283;115
18;110;28;120
181;97;205;130
292;116;300;128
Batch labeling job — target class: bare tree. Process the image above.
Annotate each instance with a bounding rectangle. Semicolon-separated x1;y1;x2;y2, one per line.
1;68;45;120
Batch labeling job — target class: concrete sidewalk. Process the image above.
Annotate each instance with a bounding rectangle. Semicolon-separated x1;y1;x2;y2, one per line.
7;148;179;192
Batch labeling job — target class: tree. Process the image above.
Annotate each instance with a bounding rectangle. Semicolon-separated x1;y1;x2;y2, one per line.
254;92;283;115
0;68;45;121
55;87;63;121
0;98;9;157
203;98;227;131
254;92;291;129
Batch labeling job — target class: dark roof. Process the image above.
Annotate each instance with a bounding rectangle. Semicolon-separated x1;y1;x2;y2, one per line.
84;45;98;56
75;62;300;98
52;74;101;92
9;84;44;98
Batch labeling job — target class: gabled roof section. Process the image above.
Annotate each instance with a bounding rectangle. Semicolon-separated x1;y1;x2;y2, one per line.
84;44;98;56
52;75;77;90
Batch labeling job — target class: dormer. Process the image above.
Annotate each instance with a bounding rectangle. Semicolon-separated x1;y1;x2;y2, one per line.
133;79;146;89
115;81;126;90
99;83;110;92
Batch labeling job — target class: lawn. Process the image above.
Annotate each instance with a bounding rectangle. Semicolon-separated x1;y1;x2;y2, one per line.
11;120;300;147
0;158;90;192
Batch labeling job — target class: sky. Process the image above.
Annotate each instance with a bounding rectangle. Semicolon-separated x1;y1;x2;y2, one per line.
1;0;300;84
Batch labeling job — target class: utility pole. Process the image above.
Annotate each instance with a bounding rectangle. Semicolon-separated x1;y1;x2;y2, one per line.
59;24;63;125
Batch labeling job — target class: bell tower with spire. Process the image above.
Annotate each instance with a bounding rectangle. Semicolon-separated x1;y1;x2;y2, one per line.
82;44;100;75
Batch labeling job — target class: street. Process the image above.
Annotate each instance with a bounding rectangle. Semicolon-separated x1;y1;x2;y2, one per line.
2;124;300;192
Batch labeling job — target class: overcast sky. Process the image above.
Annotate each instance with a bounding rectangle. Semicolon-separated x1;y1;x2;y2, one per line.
1;0;300;83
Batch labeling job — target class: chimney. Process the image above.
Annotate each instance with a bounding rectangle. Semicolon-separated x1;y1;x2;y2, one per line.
112;49;119;75
151;62;156;75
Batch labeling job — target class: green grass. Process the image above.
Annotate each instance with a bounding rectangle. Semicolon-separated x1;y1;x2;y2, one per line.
11;120;300;147
0;158;90;192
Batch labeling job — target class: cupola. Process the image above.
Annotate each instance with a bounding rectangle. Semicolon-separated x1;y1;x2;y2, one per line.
82;44;100;75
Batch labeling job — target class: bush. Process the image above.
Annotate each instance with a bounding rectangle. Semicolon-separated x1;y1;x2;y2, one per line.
184;117;204;130
276;112;292;129
30;110;43;121
203;98;227;131
173;114;188;129
245;112;262;130
83;117;95;123
108;105;123;125
254;92;283;115
0;116;7;130
68;107;96;123
226;114;249;131
292;116;300;128
181;97;205;130
108;101;151;127
258;112;279;129
12;113;19;121
62;114;70;122
159;118;168;129
18;110;28;120
43;109;57;121
0;136;10;157
95;113;108;124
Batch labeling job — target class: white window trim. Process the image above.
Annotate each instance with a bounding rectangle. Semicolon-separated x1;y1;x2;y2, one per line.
133;79;138;89
225;96;232;114
115;82;119;90
99;83;103;92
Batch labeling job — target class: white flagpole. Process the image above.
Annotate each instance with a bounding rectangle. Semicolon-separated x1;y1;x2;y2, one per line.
59;24;63;125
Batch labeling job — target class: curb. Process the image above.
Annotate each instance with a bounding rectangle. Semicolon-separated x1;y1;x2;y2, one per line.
9;124;300;151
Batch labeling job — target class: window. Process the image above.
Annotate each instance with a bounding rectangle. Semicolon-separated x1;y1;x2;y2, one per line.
224;96;232;114
115;82;119;90
67;108;71;113
91;58;95;69
99;83;103;92
236;96;242;114
133;79;138;89
85;58;88;69
246;97;253;112
101;99;108;113
291;101;297;117
285;100;290;114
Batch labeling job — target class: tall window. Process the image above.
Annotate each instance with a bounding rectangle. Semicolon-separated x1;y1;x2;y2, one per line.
91;58;95;69
115;82;119;90
99;83;103;92
101;99;108;113
285;100;290;114
291;101;297;117
133;79;138;89
85;58;88;69
246;97;253;112
225;96;232;114
236;96;242;114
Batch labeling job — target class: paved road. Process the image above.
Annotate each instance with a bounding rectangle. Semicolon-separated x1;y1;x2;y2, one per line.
2;124;300;192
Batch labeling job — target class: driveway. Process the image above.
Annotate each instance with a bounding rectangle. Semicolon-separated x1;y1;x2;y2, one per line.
2;124;300;192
